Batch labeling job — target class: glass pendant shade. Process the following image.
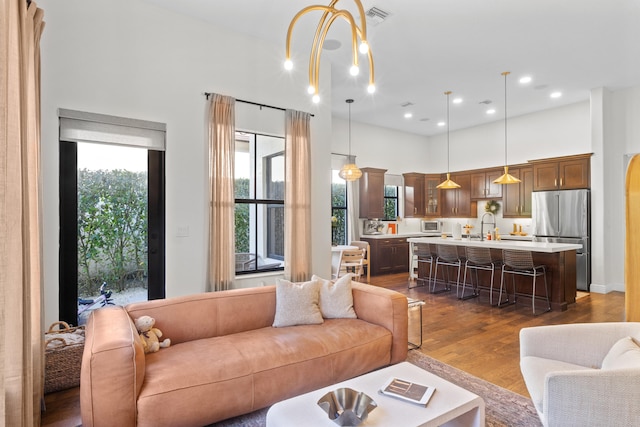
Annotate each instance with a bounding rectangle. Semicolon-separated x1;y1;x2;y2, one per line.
437;172;461;189
339;98;361;181
493;71;521;185
339;163;363;181
437;91;460;189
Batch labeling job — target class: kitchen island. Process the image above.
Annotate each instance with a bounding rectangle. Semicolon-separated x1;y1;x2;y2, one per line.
408;237;582;311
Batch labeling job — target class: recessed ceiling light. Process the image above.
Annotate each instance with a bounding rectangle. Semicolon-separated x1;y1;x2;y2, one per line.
519;76;532;84
453;97;463;104
404;112;413;119
550;91;562;99
486;109;496;115
437;121;446;127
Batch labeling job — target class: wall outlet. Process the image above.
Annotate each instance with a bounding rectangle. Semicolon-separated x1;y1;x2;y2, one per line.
177;225;189;237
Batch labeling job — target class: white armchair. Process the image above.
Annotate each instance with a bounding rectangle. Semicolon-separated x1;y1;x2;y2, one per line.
520;322;640;427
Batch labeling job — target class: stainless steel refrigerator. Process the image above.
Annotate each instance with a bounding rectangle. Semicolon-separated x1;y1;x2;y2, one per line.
532;189;590;291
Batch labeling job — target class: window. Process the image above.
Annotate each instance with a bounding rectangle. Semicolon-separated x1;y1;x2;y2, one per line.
331;170;347;245
234;132;285;274
384;185;399;220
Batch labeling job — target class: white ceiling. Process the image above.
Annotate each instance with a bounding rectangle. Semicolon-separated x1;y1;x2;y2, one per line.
144;0;640;137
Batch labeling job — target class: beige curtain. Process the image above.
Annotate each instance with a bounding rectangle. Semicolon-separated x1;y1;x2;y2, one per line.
207;94;236;291
0;0;45;425
284;110;312;281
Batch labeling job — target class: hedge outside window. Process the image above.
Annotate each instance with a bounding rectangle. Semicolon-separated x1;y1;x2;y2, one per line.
384;185;399;220
331;170;347;246
234;132;285;273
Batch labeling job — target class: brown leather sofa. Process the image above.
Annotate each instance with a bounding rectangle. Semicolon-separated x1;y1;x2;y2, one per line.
80;281;408;427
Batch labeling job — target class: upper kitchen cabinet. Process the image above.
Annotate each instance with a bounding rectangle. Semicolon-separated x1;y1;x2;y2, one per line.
358;167;387;219
403;173;425;217
503;166;533;217
532;154;591;191
424;174;442;217
470;168;503;199
441;173;475;217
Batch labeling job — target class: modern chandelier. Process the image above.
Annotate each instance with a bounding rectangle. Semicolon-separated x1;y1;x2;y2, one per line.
437;91;461;190
284;0;375;103
493;71;521;185
339;99;362;181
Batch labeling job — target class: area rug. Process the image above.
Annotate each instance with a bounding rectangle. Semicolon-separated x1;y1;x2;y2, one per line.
210;350;541;426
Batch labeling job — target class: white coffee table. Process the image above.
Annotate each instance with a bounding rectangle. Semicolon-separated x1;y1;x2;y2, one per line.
266;361;484;427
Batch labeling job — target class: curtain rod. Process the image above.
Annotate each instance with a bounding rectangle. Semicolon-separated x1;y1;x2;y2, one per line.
203;92;314;117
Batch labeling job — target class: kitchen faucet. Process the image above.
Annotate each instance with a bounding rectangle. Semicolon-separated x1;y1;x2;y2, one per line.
480;212;496;241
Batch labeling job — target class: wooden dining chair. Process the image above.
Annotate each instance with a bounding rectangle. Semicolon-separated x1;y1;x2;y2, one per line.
339;248;366;281
349;241;370;282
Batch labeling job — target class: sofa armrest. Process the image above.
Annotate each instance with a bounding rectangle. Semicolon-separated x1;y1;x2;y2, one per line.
81;306;145;427
351;281;408;364
520;322;640;368
545;369;640;427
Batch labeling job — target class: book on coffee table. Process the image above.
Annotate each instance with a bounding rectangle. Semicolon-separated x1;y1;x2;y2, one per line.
379;377;436;406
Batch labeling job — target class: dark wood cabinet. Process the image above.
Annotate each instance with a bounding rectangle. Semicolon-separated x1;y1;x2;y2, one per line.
424;174;442;217
358;167;387;219
363;237;409;276
403;173;425;217
441;173;475;217
471;169;503;199
503;166;533;217
532;155;590;191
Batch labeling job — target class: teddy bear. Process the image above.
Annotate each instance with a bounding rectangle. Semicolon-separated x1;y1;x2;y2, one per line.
134;315;170;354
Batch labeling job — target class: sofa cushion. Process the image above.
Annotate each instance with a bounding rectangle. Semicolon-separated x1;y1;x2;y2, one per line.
138;319;393;424
520;355;593;414
601;336;640;370
312;274;357;319
272;278;323;327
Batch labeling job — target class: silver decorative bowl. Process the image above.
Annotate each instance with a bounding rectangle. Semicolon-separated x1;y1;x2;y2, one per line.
317;387;377;426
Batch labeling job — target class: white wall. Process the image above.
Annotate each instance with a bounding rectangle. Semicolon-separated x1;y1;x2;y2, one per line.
426;101;591;172
40;0;333;326
603;85;640;292
331;116;429;175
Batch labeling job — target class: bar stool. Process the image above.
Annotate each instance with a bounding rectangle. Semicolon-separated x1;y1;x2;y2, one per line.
433;244;461;294
461;246;501;301
409;243;433;289
499;249;551;315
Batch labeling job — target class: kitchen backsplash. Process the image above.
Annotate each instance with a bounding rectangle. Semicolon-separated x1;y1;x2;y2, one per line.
359;201;532;236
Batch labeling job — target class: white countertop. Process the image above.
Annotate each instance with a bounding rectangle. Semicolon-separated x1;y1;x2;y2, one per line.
361;232;434;239
407;236;581;253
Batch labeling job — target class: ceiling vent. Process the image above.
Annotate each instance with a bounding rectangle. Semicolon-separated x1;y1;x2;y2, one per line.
365;7;390;25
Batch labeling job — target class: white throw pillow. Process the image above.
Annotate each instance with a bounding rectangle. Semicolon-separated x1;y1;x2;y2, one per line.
312;274;357;319
601;336;640;370
272;278;324;327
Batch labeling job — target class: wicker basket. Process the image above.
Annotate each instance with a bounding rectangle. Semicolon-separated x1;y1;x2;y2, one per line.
44;321;85;394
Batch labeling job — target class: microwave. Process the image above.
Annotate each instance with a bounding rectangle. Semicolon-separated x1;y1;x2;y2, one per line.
421;220;443;234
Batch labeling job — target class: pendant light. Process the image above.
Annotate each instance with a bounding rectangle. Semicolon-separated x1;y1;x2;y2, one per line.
493;71;521;185
339;99;362;181
284;0;375;104
437;91;461;189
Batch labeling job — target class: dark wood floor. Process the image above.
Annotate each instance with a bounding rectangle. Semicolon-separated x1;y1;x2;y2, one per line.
41;272;625;426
